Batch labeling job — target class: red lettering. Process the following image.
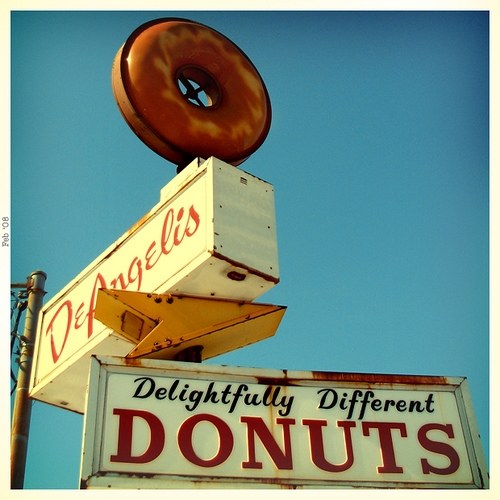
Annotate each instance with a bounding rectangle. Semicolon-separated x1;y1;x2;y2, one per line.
109;258;143;291
173;207;186;245
110;408;165;463
418;423;460;475
240;416;295;470
145;241;160;270
186;205;201;236
44;202;201;363
109;273;127;289
161;205;201;254
46;300;72;363
128;257;143;290
161;209;175;255
86;272;106;338
302;419;355;472
172;205;201;244
178;413;233;467
74;302;86;329
362;421;407;473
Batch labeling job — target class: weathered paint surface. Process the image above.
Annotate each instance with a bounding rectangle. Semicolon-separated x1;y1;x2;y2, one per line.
94;288;286;360
112;18;272;167
80;356;489;489
29;157;279;413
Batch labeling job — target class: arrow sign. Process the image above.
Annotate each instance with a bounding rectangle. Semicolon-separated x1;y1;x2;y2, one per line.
95;289;286;361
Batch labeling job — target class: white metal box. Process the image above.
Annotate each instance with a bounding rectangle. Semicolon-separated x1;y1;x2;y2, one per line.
30;157;280;413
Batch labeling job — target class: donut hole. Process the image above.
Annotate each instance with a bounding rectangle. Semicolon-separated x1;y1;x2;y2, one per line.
176;66;221;108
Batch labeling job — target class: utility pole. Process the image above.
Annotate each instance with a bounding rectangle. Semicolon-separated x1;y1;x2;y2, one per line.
11;270;47;489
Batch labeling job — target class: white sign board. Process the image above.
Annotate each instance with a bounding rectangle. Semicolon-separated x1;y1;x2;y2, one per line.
30;157;279;413
80;356;488;489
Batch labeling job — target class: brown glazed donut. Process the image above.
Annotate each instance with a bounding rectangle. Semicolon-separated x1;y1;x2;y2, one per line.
112;18;272;167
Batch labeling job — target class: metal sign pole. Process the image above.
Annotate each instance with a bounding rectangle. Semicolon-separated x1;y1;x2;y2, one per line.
11;270;47;489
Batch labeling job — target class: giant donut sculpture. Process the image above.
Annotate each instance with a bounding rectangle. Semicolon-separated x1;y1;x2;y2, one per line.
112;18;272;168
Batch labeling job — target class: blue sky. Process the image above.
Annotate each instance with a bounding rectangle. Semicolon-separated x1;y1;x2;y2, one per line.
4;5;492;493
